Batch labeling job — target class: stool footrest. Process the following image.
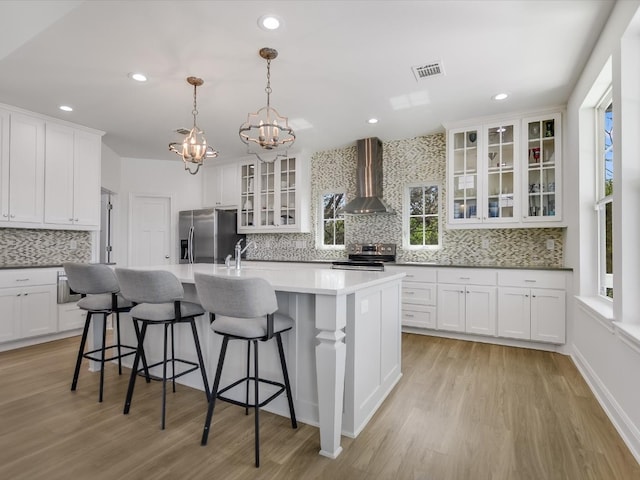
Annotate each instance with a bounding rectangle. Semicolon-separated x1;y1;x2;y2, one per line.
136;358;200;382
218;376;286;409
83;344;137;363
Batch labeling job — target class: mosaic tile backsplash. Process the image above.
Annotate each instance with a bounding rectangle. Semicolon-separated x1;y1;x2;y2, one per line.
0;228;91;266
247;133;565;267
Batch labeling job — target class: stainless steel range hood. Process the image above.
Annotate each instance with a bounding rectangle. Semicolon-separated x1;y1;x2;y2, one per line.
339;137;394;214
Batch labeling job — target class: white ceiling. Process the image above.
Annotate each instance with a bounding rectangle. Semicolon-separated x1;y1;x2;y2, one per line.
0;0;614;162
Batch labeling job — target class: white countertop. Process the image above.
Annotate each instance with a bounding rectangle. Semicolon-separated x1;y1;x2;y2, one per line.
129;263;405;296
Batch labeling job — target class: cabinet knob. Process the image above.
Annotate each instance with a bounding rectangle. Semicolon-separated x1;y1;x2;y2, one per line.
2;213;7;218
74;218;79;222
525;294;529;297
10;214;15;218
69;218;74;221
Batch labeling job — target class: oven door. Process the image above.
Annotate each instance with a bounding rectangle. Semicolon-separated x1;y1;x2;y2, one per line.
57;272;82;304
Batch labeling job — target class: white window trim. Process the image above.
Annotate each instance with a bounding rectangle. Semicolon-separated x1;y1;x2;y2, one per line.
317;189;346;250
403;181;442;250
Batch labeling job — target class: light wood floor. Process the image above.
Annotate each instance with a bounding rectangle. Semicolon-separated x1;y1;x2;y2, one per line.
1;333;638;480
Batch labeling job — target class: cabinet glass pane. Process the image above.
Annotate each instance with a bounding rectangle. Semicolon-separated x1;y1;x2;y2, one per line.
527;118;556;218
486;124;515;219
240;164;255;226
452;129;478;220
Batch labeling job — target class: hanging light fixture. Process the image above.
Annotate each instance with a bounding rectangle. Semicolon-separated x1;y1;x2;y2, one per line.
169;76;217;175
239;47;295;163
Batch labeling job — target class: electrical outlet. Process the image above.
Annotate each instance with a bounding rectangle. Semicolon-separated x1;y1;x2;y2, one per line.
546;239;555;250
295;240;305;249
481;238;490;249
69;240;78;250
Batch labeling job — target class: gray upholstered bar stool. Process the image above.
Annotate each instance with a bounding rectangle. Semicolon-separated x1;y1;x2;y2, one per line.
115;268;210;430
194;273;297;468
63;262;138;403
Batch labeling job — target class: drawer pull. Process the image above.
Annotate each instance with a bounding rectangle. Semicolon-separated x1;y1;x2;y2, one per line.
525;279;537;283
459;277;470;280
15;278;30;282
406;274;414;278
405;314;414;318
405;291;415;294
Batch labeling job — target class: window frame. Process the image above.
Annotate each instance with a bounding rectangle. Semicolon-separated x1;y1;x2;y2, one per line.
595;89;613;300
403;181;442;250
317;190;346;250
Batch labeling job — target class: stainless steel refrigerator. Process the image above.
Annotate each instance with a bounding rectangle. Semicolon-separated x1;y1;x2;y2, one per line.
178;208;245;264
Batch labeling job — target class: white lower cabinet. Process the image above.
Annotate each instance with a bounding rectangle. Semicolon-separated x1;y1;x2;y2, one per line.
497;270;566;344
394;265;568;346
0;269;58;344
437;268;497;335
387;265;437;329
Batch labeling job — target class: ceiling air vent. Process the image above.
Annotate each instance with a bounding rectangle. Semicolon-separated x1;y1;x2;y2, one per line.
412;61;444;81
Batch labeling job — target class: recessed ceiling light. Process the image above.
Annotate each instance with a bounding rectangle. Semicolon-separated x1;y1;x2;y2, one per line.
129;72;148;82
493;93;508;101
367;118;379;124
59;105;73;112
258;14;282;30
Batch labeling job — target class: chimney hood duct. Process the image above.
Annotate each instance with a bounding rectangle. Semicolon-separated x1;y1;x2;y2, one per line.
339;137;394;214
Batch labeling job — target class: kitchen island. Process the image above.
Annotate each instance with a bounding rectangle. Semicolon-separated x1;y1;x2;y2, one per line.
116;263;404;459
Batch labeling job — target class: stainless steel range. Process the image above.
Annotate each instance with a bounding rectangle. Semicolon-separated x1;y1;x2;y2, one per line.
331;243;396;271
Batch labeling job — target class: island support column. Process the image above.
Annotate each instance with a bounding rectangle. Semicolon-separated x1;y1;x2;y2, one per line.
315;293;347;458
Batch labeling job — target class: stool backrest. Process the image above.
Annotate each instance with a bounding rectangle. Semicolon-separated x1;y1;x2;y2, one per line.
63;262;119;295
115;268;184;304
194;273;277;318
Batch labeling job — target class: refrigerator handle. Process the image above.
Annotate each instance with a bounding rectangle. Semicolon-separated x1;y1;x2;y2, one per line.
188;226;194;264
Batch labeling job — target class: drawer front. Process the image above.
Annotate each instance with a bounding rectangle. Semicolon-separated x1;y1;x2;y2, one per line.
0;269;58;288
498;270;566;289
402;283;436;306
437;268;497;286
402;268;437;283
402;304;436;329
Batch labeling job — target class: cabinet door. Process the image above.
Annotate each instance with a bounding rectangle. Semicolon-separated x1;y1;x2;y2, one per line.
448;127;481;224
0;109;10;222
437;284;465;332
530;288;565;343
278;157;297;228
465;285;497;336
483;121;518;223
0;289;20;342
72;130;101;226
258;161;276;227
203;163;239;207
44;123;75;225
58;303;87;331
497;287;531;339
238;162;256;228
19;286;57;338
402;304;437;329
8;113;45;223
522;113;561;222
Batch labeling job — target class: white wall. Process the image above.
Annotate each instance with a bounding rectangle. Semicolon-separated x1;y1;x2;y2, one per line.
101;143;121;193
565;0;640;462
116;156;203;266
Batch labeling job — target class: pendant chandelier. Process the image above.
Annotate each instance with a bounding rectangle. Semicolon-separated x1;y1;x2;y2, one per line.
169;76;218;175
239;47;295;163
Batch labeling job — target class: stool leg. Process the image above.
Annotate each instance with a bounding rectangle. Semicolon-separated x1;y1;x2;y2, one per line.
132;318;151;383
171;323;176;394
253;339;260;468
245;341;251;415
124;320;147;415
71;311;92;392
99;312;108;403
162;322;169;430
201;336;228;446
190;318;210;401
276;333;297;429
115;312;123;375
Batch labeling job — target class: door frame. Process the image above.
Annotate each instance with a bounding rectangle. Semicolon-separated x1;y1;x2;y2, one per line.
128;193;174;267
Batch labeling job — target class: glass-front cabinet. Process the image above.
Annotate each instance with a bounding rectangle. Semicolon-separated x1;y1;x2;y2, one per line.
447;111;562;228
238;157;309;233
523;113;561;222
450;127;480;222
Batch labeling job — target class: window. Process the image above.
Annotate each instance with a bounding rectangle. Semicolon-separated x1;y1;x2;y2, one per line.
405;183;440;248
320;192;345;248
596;91;613;299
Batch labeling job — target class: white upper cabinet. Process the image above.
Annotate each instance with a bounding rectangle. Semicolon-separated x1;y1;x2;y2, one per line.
0;112;45;225
202;162;239;208
446;110;563;228
44;123;101;228
238;156;310;233
0;103;102;231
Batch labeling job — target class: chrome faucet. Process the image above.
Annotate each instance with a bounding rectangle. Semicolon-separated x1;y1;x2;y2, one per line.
234;239;257;269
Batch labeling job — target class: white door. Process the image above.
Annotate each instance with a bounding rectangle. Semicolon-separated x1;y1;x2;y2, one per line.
130;194;171;267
